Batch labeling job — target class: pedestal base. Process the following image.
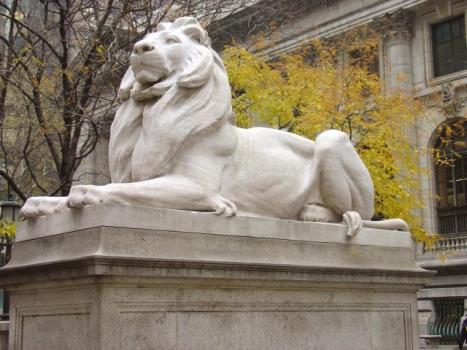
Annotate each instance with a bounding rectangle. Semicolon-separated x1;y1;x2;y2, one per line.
0;205;432;350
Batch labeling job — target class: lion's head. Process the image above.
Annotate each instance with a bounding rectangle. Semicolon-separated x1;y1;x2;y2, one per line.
118;17;226;101
110;17;234;183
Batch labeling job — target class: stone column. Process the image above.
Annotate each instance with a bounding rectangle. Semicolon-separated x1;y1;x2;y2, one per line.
379;12;431;343
380;10;415;93
74;127;111;186
378;10;418;152
417;299;434;335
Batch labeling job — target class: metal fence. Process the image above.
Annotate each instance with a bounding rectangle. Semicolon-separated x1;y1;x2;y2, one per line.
431;299;464;344
0;236;11;267
0;236;12;321
438;205;467;235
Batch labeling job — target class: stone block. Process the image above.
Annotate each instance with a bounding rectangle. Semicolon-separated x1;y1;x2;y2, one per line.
0;322;8;350
1;205;432;350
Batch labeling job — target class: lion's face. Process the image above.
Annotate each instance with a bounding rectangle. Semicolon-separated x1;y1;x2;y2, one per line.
119;17;221;101
130;31;188;86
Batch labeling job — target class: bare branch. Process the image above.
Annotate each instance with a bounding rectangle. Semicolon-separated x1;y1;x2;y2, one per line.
0;170;26;201
0;5;62;60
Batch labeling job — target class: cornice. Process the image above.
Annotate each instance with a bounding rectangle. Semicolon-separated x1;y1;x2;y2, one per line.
254;0;427;58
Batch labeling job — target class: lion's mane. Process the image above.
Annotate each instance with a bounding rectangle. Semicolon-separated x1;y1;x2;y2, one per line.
109;17;233;182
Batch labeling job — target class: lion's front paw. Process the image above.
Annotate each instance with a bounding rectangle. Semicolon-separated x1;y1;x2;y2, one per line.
67;185;109;208
20;197;41;218
210;195;237;217
21;197;68;219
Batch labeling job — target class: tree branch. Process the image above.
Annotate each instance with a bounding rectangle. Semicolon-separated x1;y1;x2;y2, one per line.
0;170;26;201
0;5;62;59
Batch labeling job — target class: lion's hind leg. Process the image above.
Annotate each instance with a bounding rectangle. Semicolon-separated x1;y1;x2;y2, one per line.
300;203;340;223
301;130;374;236
300;204;363;237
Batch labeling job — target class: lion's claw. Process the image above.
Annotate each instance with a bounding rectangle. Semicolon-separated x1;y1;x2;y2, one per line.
68;185;106;209
21;197;68;219
212;195;237;217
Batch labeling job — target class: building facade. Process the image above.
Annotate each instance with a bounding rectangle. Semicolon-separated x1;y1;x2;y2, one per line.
216;0;467;346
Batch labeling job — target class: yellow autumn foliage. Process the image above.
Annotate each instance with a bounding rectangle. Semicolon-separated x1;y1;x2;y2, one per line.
0;220;16;240
223;36;436;245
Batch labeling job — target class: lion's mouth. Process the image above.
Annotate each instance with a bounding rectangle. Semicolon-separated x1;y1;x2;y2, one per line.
131;73;172;102
132;61;168;86
139;75;166;89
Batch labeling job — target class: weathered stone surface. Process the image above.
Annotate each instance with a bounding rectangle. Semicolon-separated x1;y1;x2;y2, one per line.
1;205;432;350
0;322;8;350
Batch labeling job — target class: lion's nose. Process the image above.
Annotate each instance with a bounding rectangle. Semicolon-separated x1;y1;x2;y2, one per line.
133;42;155;55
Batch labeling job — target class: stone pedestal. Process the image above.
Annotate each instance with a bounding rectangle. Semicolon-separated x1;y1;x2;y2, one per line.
0;205;432;350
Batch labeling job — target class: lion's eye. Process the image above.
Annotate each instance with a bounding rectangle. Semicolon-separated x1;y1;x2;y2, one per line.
166;36;180;44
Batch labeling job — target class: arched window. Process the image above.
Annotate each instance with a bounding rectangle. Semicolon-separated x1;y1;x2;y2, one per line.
434;119;467;235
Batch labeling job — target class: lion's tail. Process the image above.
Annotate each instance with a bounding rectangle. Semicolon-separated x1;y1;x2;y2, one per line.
343;211;409;238
362;218;409;232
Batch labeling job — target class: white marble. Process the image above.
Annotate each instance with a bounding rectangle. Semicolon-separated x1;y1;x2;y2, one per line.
14;204;413;249
20;17;407;237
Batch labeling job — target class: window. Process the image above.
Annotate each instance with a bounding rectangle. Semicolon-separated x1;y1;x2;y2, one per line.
432;15;467;77
435;120;467;234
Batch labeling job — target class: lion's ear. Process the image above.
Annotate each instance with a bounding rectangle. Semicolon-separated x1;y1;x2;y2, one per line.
157;22;171;32
177;46;214;88
172;17;210;46
182;25;210;46
118;67;136;100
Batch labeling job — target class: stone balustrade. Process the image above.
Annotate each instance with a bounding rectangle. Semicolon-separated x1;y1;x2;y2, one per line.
424;234;467;253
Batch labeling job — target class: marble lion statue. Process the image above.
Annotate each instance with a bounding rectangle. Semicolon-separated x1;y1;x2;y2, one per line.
21;17;407;237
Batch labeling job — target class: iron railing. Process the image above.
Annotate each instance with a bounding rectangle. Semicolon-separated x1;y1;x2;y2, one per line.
0;236;12;321
438;205;467;235
0;236;12;267
430;299;464;344
423;206;467;253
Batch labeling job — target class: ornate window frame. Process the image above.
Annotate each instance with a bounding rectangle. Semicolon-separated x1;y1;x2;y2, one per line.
422;2;467;86
432;118;467;236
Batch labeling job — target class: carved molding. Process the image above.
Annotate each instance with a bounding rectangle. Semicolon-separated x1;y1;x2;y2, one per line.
115;301;413;314
441;83;466;117
416;84;467;112
374;9;416;41
434;0;454;19
14;304;92;349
